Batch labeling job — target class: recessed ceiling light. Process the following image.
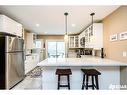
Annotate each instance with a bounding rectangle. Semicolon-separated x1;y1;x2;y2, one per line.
71;24;76;27
44;32;47;34
36;24;40;27
17;24;21;27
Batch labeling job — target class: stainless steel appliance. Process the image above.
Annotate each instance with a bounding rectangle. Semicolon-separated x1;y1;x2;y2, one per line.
0;35;24;89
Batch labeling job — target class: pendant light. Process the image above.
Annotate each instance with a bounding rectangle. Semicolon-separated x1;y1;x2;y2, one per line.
64;12;68;40
90;13;95;36
64;12;69;58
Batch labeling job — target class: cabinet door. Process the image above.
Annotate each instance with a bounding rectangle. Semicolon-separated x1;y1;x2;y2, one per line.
0;15;22;37
85;29;88;43
93;24;103;49
25;55;38;74
75;36;79;48
17;24;22;37
88;26;93;48
26;33;36;49
26;33;33;49
13;21;22;37
85;42;89;48
69;36;75;48
0;15;14;34
8;17;22;37
78;35;81;48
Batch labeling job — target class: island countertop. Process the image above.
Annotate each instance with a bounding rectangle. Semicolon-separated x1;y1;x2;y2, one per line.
37;56;127;66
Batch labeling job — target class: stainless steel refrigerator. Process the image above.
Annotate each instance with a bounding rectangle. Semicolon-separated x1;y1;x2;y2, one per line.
0;35;25;89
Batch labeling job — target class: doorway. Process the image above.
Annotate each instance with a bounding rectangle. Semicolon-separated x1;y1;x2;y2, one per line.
47;41;65;58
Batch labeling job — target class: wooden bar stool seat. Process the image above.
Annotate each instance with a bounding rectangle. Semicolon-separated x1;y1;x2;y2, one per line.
81;69;101;90
56;69;72;90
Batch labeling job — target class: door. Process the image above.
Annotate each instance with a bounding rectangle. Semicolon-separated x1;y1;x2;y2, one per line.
6;52;24;89
6;36;23;52
47;41;65;58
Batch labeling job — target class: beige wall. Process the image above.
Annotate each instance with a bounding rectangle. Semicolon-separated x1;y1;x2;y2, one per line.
103;6;127;63
120;66;127;89
37;35;64;42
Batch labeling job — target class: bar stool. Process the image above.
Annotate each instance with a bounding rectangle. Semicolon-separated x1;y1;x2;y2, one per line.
55;69;72;90
81;69;101;90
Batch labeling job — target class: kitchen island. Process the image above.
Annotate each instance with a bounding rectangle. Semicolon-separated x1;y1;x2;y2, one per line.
38;56;127;90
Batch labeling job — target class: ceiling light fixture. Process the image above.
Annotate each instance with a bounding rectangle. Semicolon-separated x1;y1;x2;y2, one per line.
36;23;40;27
71;24;76;27
64;12;68;36
44;32;47;34
64;12;69;58
90;13;95;36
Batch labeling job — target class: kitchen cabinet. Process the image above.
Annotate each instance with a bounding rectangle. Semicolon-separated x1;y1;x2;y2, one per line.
25;54;39;74
0;15;22;37
69;36;79;48
69;23;103;49
68;50;77;58
22;28;25;40
79;23;103;49
26;32;37;49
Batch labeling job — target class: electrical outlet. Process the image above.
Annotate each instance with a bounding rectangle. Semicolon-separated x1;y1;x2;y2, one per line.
123;51;127;57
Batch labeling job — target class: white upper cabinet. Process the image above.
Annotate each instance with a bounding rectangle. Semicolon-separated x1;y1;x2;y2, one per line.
79;23;103;49
92;23;103;49
26;32;37;49
0;15;22;37
69;36;79;48
69;23;103;49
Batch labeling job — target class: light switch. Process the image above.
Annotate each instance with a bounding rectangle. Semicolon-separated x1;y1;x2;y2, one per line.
123;51;127;57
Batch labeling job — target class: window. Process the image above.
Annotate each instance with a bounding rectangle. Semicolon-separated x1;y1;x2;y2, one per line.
47;41;65;58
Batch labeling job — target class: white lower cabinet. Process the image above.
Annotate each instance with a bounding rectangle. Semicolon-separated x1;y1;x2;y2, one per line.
25;54;39;74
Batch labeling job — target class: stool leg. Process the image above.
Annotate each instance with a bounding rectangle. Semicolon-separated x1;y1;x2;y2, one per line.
86;75;89;90
92;76;94;90
82;74;85;90
95;75;99;90
67;75;70;90
58;75;60;90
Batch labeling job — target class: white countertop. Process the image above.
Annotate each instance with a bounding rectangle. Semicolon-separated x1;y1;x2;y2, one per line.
37;56;127;67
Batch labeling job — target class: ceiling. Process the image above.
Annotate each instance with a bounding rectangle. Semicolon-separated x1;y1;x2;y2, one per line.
0;6;120;35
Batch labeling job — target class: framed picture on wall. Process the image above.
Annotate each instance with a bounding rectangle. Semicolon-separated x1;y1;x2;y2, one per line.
110;34;118;41
119;31;127;40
